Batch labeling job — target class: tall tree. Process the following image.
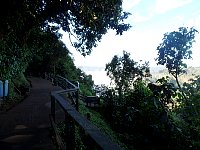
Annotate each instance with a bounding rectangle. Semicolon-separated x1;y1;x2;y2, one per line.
156;27;198;102
26;30;69;76
105;51;150;97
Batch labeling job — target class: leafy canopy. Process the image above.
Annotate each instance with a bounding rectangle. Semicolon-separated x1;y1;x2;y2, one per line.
0;0;131;56
0;0;131;79
156;26;198;107
156;27;198;77
105;51;150;93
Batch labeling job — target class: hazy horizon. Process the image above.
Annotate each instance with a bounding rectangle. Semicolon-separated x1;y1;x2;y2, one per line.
79;65;200;86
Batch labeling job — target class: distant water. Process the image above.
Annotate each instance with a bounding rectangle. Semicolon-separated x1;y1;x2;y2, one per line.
79;66;165;86
79;66;110;85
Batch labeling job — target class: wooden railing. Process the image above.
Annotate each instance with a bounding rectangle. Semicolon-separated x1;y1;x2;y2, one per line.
53;75;79;110
49;75;121;150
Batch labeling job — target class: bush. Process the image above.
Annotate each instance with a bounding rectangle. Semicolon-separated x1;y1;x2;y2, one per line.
0;73;31;111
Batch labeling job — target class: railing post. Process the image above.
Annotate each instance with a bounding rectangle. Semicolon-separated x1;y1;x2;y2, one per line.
51;95;55;121
75;90;79;111
65;113;75;150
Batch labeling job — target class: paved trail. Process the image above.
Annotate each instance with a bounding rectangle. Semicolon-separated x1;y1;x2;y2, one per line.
0;77;61;150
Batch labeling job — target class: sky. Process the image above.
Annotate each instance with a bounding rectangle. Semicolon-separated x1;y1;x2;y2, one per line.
61;0;200;85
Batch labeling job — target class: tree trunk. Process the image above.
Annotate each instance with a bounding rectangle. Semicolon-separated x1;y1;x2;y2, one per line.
174;74;188;105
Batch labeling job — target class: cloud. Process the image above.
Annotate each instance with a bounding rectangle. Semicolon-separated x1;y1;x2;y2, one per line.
132;12;153;23
155;0;193;14
174;15;184;22
61;0;200;69
186;14;200;29
123;0;141;11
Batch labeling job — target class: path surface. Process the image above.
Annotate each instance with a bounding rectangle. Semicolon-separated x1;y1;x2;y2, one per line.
0;77;61;150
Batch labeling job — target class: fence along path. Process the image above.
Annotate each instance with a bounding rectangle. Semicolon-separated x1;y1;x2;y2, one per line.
0;77;61;150
50;75;121;150
0;76;122;150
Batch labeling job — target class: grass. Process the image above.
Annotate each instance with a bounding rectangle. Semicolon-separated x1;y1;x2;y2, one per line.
0;95;24;112
51;94;129;149
78;100;128;150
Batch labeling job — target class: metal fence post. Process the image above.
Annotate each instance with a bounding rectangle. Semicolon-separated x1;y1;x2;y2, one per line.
65;113;75;150
75;90;79;111
51;95;55;121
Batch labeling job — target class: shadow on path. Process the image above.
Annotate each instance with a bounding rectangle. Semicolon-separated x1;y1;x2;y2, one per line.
0;77;61;150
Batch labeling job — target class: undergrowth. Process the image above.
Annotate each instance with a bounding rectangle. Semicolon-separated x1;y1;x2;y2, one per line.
78;100;128;150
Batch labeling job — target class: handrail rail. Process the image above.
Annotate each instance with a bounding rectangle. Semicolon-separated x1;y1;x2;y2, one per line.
50;75;122;150
51;75;79;110
51;91;121;150
56;75;79;90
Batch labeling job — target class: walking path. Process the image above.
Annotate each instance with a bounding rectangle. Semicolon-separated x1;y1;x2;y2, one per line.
0;77;61;150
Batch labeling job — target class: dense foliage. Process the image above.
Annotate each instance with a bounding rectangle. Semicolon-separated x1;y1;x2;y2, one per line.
105;51;150;98
156;27;198;101
100;51;184;149
97;27;200;149
1;0;130;101
1;0;131;54
25;34;94;96
0;0;131;81
1;1;200;149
